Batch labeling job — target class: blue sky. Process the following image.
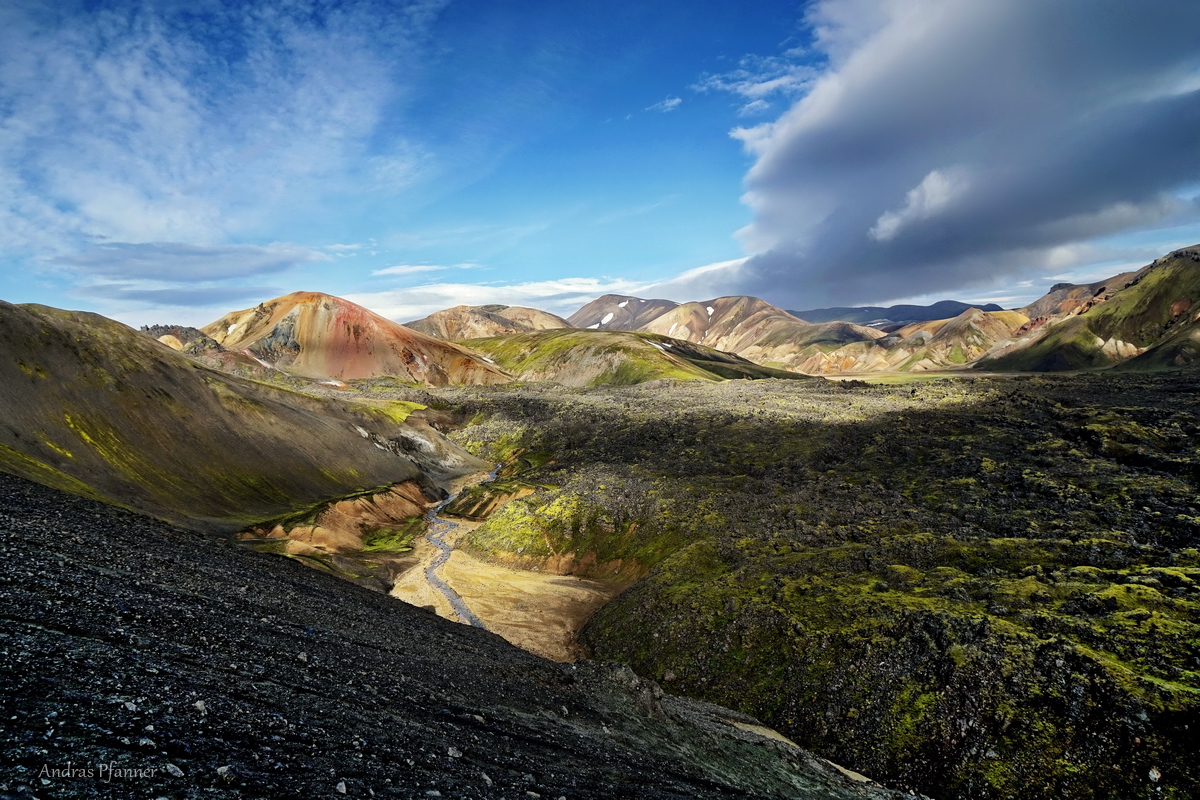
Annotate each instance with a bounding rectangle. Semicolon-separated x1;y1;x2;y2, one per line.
3;0;1200;327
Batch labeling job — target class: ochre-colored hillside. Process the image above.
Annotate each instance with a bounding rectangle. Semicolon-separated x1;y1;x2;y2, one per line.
406;304;570;341
203;291;510;385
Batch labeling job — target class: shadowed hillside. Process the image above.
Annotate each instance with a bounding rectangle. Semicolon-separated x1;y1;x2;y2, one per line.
0;301;485;531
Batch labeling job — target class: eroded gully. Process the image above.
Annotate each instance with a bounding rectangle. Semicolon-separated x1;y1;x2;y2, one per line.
422;466;500;629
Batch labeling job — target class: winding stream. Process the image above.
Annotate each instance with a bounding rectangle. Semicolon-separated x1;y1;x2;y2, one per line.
422;466;500;629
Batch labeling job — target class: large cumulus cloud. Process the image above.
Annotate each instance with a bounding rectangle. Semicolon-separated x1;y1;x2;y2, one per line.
724;0;1200;307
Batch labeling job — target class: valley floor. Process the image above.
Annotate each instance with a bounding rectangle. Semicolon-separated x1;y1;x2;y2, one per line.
389;513;621;662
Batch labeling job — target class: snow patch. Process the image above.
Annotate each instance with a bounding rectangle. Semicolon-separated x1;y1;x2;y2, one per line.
668;322;677;335
601;312;614;325
242;351;276;370
481;356;495;364
706;306;714;316
649;342;666;350
227;324;237;335
587;323;599;329
617;300;628;308
354;425;370;438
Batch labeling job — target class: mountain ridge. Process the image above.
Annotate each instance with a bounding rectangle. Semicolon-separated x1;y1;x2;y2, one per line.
790;300;1006;327
405;303;571;341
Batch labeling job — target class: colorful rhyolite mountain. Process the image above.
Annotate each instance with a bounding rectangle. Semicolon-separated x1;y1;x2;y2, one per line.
568;295;682;330
0;300;486;531
553;246;1200;374
202;291;510;385
981;246;1200;371
405;303;571;341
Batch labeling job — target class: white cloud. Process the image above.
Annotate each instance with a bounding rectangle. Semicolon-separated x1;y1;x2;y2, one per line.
870;168;970;241
591;196;679;225
721;0;1200;308
737;99;772;117
54;241;328;280
372;264;446;276
694;55;818;106
645;97;682;113
0;1;445;256
643;257;749;299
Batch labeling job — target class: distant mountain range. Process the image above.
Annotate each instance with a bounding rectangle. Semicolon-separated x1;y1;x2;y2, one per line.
8;246;1199;408
537;246;1200;376
790;300;1005;328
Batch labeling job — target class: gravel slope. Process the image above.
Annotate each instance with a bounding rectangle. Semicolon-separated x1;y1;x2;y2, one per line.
0;471;916;800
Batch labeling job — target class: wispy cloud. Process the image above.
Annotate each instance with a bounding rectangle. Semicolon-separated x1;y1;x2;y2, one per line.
592;196;679;226
642;258;749;300
645;97;682;113
694;53;818;115
385;221;551;251
83;283;282;307
346;258;762;324
372;264;446;276
0;0;446;259
53;242;327;280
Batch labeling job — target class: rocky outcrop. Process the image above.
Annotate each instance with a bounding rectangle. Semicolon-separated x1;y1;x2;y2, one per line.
139;324;220;353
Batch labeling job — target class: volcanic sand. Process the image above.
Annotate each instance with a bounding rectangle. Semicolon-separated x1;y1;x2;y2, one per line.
390;517;621;662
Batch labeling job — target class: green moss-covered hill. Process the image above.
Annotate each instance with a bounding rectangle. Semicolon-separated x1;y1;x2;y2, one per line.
0;301;485;531
432;376;1200;800
980;246;1200;372
463;328;811;386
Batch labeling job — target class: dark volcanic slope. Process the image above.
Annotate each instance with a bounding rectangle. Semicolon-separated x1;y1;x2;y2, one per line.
0;472;913;800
